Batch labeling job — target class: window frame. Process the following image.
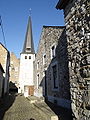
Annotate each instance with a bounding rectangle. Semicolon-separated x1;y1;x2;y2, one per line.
25;56;27;59
37;61;39;70
43;53;46;65
29;56;31;59
37;74;39;89
51;61;59;91
51;44;56;59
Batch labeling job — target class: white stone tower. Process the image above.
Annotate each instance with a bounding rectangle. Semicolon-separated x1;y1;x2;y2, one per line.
19;16;35;97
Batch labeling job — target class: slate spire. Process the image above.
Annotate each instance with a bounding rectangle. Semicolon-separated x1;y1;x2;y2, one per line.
22;16;35;54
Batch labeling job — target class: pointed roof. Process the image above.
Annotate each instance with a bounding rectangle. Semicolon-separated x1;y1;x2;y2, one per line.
56;0;69;10
22;16;35;54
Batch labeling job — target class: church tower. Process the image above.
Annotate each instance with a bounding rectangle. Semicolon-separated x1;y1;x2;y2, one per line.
19;16;35;97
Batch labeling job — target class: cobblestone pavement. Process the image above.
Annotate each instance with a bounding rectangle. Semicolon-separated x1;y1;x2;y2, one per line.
45;101;73;120
0;93;72;120
0;93;46;120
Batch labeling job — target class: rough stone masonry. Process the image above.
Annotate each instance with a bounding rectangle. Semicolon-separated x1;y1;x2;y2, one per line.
56;0;90;119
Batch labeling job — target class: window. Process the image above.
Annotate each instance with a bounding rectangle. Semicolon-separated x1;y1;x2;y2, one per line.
27;48;31;50
26;48;31;52
52;64;58;89
29;56;31;59
51;45;56;59
37;61;39;70
25;56;27;59
37;74;39;89
43;54;46;65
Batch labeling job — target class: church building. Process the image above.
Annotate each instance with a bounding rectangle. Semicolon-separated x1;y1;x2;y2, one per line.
19;16;35;97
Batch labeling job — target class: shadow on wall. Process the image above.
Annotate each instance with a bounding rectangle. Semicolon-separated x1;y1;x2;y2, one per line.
0;81;17;119
0;92;16;120
9;81;18;93
39;29;73;120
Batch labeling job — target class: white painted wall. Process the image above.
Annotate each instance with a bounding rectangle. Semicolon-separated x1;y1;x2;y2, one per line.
19;53;35;94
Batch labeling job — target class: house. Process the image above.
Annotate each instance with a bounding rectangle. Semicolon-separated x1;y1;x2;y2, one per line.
9;52;20;92
34;26;71;108
0;63;4;97
19;16;35;97
0;43;10;96
56;0;90;119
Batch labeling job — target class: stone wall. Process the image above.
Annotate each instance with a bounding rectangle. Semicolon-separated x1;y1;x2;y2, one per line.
57;0;90;119
0;43;10;94
34;27;46;97
0;44;7;70
9;52;20;88
34;26;71;108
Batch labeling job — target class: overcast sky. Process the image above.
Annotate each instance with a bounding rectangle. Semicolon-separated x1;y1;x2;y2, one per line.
0;0;64;58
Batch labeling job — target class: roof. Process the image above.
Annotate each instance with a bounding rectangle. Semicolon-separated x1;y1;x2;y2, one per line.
43;25;65;28
0;43;10;58
0;63;4;73
37;25;65;53
56;0;70;10
0;42;9;52
22;16;35;54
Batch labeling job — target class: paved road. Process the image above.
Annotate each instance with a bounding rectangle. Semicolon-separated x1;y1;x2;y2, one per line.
0;93;72;120
0;94;45;120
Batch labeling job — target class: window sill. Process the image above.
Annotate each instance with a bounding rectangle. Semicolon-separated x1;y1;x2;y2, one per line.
52;88;59;92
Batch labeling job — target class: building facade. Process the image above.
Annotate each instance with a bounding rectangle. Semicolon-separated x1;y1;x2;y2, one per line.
56;0;90;119
0;43;10;95
9;52;20;91
19;17;35;97
34;26;71;108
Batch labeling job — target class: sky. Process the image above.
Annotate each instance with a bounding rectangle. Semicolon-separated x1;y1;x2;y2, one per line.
0;0;65;58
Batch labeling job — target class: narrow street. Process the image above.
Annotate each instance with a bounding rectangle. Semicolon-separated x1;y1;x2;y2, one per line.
0;93;46;120
0;93;72;120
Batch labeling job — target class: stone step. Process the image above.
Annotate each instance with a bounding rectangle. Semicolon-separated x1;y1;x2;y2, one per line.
27;96;44;103
33;102;58;120
27;96;58;120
